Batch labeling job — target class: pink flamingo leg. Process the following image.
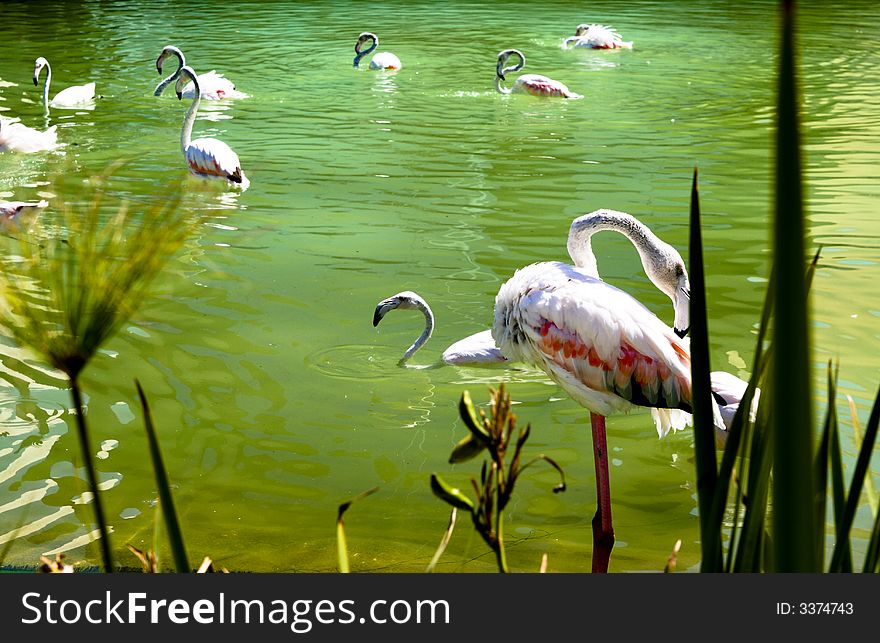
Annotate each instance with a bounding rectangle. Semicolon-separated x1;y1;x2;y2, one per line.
590;412;615;573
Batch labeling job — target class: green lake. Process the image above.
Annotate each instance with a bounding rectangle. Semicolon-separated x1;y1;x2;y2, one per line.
1;0;878;572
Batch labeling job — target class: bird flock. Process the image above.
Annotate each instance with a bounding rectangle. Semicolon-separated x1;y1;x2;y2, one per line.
2;21;755;572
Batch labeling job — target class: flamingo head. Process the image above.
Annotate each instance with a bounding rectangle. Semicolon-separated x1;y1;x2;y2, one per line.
652;256;691;338
33;57;49;86
574;24;591;37
157;45;184;74
175;65;199;99
372;291;421;327
496;49;525;80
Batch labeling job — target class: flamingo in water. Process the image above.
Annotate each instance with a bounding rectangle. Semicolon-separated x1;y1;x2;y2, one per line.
154;45;247;100
175;66;249;189
563;24;633;49
33;57;96;110
0;117;59;154
1;198;48;231
353;32;402;70
491;209;732;572
373;291;506;366
495;49;580;98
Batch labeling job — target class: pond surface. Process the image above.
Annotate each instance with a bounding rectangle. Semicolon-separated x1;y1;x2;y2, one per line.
1;0;878;572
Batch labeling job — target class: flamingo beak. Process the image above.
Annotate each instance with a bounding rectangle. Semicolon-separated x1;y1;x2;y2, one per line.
372;306;385;327
176;90;183;100
674;326;689;339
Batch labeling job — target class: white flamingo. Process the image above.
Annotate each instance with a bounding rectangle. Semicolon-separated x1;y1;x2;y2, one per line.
353;32;402;70
373;291;507;366
491;210;733;572
175;66;249;189
563;24;633;49
154;45;247;100
0;117;59;153
33;57;96;109
495;49;580;99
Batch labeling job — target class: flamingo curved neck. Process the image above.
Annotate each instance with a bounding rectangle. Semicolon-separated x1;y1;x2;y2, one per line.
181;73;201;152
155;47;185;96
401;297;435;363
495;75;512;95
568;210;664;275
354;38;377;68
40;63;52;108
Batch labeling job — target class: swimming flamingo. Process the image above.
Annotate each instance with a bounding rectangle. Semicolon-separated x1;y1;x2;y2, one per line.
0;118;59;153
33;57;96;109
154;45;247;100
491;211;727;572
1;199;48;230
175;66;249;189
353;32;402;70
563;24;633;49
373;291;506;366
495;49;580;98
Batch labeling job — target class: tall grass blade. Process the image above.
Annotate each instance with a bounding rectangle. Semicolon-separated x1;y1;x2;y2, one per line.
426;507;458;573
336;487;379;573
829;385;880;571
687;167;722;572
864;505;880;573
813;362;837;568
135;380;190;573
847;395;879;518
829;392;851;571
772;0;816;572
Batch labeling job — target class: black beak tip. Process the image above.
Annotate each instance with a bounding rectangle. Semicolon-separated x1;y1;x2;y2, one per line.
674;326;690;339
32;78;38;86
175;91;182;100
372;309;382;327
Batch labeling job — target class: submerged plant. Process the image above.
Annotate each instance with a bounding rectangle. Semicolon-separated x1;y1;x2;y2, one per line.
0;167;197;572
431;385;566;573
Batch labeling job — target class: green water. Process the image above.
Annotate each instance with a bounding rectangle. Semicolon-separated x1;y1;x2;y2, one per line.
1;0;878;572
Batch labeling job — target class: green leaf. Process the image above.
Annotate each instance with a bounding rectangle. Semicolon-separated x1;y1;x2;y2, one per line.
449;434;488;464
430;474;475;512
459;391;490;442
687;167;722;572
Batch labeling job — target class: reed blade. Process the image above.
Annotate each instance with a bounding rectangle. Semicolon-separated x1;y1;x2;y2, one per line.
136;380;190;573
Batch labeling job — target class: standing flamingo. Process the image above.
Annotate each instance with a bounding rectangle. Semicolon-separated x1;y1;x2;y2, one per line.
491;211;725;572
495;49;580;98
563;24;633;49
33;57;96;109
373;291;506;366
154;45;247;100
175;66;249;189
0;117;59;153
353;32;402;70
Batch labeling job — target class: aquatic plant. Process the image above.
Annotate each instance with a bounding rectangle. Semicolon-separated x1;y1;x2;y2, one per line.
688;0;880;572
0;167;197;572
336;486;379;573
431;385;566;573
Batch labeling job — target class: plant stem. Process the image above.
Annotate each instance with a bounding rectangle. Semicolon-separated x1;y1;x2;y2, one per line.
494;506;509;573
70;377;114;572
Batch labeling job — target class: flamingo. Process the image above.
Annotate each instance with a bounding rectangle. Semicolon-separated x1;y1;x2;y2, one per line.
373;291;506;366
154;45;247;100
563;24;633;49
0;117;59;154
175;66;249;189
491;210;728;572
1;199;48;231
353;32;402;71
495;49;580;99
33;57;96;109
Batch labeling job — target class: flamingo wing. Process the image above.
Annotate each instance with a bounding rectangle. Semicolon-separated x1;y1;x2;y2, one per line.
0;122;59;153
515;74;580;99
369;52;402;70
185;137;247;186
181;70;248;100
573;24;633;49
494;262;691;417
50;82;96;107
